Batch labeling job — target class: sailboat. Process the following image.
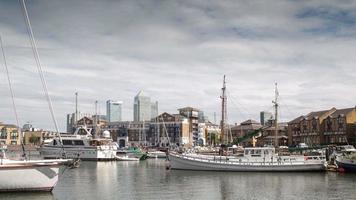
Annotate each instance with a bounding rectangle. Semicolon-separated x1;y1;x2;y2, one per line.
168;76;326;172
0;0;72;192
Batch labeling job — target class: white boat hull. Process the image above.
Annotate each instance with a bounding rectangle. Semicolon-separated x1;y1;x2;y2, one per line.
0;158;71;192
115;156;139;161
40;147;116;161
169;153;326;172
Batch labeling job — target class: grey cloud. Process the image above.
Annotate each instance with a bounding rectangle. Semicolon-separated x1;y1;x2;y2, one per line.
0;0;355;131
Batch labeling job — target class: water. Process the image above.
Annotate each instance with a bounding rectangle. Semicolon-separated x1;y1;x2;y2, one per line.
1;159;356;200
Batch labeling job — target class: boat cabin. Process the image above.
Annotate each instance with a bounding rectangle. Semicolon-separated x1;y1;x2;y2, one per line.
48;138;89;147
244;147;275;158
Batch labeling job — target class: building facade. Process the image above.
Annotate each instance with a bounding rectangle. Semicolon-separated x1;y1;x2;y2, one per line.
288;107;356;146
0;123;20;145
106;112;190;148
231;120;262;147
178;107;199;146
106;100;122;122
257;122;288;147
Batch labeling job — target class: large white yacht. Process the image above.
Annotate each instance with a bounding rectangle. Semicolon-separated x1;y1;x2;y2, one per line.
40;127;117;161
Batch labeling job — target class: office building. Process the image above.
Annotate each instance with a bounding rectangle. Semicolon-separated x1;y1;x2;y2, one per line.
106;100;123;122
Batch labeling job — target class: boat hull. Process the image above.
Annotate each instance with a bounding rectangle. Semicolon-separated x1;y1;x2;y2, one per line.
40;147;116;161
336;159;356;172
0;165;60;192
168;153;326;172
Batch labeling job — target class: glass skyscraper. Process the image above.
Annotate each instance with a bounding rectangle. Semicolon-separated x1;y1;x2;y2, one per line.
106;100;122;122
134;91;158;121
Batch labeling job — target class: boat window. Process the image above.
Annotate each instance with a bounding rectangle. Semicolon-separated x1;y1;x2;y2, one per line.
250;150;255;155
78;128;88;135
264;150;269;155
63;140;73;145
73;140;84;146
245;150;249;155
53;139;57;146
255;150;261;155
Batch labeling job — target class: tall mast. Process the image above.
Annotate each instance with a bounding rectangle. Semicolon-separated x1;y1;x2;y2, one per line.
272;82;279;147
94;100;98;137
220;75;227;144
75;92;78;125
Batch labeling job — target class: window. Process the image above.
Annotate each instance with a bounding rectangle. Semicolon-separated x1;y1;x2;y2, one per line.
0;128;7;139
63;140;73;145
73;140;84;146
338;117;345;130
326;118;332;131
312;119;317;131
10;131;18;140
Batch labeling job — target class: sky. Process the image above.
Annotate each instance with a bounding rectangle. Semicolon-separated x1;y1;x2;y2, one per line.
0;0;356;131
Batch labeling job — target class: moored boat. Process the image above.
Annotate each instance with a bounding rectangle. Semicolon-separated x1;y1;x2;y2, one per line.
0;147;71;192
335;145;356;172
40;127;117;161
168;147;326;172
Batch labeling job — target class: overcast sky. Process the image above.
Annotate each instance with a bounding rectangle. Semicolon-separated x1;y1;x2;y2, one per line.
0;0;356;131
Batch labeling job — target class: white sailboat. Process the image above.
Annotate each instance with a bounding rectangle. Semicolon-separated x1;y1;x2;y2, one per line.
0;0;73;192
0;147;71;192
168;76;326;172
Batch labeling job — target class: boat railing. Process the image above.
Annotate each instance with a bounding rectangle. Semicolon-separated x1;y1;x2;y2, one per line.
171;152;325;166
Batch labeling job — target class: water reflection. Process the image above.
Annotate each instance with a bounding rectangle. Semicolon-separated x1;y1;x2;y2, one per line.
4;159;354;200
0;192;54;200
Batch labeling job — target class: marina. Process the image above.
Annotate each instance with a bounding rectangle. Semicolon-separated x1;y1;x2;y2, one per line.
0;0;356;199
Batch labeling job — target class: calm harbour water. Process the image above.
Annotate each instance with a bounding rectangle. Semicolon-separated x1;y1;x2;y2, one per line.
1;159;356;200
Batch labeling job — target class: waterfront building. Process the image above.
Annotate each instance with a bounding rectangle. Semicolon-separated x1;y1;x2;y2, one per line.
23;130;58;145
152;112;190;147
231;120;262;147
198;122;220;146
0;123;20;145
66;112;92;133
106;112;191;148
106;121;150;147
288;106;356;146
260;111;273;126
106;100;122;122
257;122;288;147
178;107;200;146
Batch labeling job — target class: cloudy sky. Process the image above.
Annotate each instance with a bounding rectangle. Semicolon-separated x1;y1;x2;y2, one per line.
0;0;355;131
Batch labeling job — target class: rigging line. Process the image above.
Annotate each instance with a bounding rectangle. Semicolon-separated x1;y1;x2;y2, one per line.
20;0;66;157
20;0;60;135
226;94;249;120
0;36;27;159
226;91;250;116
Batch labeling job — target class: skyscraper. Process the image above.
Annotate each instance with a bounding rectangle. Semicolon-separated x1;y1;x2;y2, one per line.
260;111;273;126
133;91;158;121
106;100;122;122
151;101;158;119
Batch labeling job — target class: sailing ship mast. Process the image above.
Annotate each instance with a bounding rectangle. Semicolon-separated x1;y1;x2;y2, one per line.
220;75;227;144
272;82;279;147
